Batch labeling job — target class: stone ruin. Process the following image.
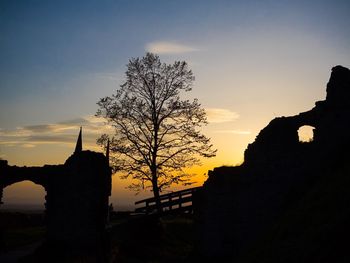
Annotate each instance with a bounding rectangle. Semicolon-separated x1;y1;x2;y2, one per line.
195;66;350;262
0;128;112;255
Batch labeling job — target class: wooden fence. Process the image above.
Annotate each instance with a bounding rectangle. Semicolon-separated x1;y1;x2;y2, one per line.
134;187;201;215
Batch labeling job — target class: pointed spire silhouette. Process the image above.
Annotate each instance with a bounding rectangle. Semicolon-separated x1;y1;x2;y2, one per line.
106;139;110;164
74;127;82;153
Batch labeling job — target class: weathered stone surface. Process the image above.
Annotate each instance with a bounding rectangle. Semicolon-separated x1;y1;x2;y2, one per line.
0;150;111;252
195;66;350;261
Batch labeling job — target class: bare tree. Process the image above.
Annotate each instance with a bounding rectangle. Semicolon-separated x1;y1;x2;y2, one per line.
96;53;216;212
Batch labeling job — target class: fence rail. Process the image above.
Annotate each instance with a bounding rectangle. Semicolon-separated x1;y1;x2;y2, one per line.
134;187;201;215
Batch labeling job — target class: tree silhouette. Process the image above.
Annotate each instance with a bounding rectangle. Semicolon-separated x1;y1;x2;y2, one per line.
96;53;216;212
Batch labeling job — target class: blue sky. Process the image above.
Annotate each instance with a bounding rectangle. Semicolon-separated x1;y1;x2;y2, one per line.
1;0;349;208
1;0;350;126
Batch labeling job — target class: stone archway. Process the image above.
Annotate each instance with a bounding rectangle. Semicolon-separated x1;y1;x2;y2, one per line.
0;130;112;253
0;152;111;249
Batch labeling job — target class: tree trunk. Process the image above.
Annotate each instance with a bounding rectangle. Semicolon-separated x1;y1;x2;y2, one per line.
152;175;162;214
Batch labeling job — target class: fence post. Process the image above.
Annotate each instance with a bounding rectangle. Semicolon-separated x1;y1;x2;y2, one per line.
179;193;182;209
169;195;172;210
146;200;149;215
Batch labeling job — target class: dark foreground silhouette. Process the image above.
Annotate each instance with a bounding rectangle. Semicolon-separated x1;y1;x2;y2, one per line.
195;66;350;262
0;129;112;261
0;211;195;263
1;66;350;262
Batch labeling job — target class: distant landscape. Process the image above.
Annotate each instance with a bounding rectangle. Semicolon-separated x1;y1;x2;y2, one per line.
0;204;44;212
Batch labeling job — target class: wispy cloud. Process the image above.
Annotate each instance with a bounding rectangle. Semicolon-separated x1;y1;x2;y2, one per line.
0;116;113;149
214;130;251;135
21;144;37;148
145;41;198;54
94;72;120;81
0;110;244;150
206;108;240;123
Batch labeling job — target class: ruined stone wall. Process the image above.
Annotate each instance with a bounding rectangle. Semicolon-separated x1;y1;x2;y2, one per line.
46;151;111;248
195;66;350;261
0;150;112;251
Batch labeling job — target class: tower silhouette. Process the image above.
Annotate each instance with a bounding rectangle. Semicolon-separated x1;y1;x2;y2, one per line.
74;126;82;153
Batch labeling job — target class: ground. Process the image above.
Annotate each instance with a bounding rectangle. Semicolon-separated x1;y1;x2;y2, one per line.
0;211;196;263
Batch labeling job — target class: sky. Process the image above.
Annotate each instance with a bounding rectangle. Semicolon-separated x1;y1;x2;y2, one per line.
1;0;350;210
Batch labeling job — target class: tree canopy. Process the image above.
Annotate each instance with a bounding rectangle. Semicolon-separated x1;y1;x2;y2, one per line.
96;53;216;210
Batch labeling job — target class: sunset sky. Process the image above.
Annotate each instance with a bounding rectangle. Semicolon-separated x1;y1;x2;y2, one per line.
1;0;350;210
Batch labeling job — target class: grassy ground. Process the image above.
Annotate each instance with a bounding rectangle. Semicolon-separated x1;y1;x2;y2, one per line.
2;226;45;251
0;212;196;262
0;211;46;252
109;214;196;263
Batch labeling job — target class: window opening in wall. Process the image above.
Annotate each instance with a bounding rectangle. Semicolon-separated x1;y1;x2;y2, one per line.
298;125;315;143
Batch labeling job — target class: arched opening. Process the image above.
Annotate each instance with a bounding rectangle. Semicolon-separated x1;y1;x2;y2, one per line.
0;181;46;250
1;181;46;211
298;125;315;143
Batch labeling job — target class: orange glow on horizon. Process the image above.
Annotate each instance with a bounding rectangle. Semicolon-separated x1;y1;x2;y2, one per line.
0;130;253;210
